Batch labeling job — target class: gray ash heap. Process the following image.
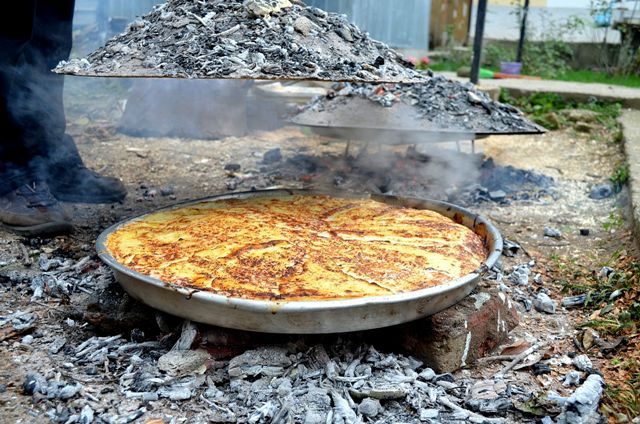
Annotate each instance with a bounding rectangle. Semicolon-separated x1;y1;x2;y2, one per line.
293;78;546;137
55;0;425;83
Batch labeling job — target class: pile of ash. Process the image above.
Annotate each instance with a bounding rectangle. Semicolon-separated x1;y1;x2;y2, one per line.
55;0;423;83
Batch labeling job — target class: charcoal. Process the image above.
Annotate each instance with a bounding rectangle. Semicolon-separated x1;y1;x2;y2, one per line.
79;405;94;424
555;375;604;424
55;0;423;83
509;265;531;286
562;294;587;309
533;363;552;375
579;228;590;236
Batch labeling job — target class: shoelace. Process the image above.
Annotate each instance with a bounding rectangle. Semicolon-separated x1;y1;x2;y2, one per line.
17;182;57;208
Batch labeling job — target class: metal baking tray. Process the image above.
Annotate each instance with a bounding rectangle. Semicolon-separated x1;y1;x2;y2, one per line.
96;189;503;334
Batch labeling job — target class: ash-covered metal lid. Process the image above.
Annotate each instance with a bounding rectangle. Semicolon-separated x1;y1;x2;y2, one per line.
291;78;546;140
54;0;425;83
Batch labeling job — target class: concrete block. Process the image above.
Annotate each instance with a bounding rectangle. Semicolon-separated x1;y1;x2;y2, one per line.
391;290;519;373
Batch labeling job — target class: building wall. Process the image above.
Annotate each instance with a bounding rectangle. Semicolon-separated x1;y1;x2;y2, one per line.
470;2;621;43
305;0;431;49
430;0;473;47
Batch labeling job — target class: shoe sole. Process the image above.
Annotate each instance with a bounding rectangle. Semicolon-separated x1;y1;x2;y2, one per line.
54;192;127;204
1;221;73;237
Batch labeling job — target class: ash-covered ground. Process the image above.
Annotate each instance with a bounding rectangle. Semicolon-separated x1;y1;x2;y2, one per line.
0;78;631;423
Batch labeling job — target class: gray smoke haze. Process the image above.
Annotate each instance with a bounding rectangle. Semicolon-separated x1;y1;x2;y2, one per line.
58;3;482;202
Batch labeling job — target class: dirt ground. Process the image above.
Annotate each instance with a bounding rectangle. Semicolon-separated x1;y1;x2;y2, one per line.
0;79;634;423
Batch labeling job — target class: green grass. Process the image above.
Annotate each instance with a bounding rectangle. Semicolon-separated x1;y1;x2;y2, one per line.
427;60;640;89
556;69;640;88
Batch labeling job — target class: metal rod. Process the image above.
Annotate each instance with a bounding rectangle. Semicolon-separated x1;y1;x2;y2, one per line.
516;0;530;63
470;0;489;85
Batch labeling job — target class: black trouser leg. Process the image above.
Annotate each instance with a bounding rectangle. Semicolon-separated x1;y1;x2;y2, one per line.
0;0;77;195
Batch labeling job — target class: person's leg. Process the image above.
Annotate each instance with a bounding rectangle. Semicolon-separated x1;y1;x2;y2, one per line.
0;1;72;236
0;0;38;195
27;0;126;203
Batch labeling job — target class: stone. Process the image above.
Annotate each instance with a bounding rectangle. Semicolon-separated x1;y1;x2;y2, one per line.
533;292;556;314
158;349;211;377
244;0;293;17
392;290;519;373
488;190;507;201
293;16;317;36
357;398;381;417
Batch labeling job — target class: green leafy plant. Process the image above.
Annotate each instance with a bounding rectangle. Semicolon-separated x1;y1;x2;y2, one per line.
611;163;630;192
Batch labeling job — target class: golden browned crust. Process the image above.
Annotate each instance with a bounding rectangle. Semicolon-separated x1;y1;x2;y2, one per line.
105;195;487;301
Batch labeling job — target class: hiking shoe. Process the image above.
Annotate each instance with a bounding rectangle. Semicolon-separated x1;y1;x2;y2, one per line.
49;165;127;204
0;182;73;237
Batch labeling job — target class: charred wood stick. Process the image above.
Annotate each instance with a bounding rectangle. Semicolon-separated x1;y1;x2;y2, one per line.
476;354;517;363
0;325;34;342
438;396;505;424
494;342;545;378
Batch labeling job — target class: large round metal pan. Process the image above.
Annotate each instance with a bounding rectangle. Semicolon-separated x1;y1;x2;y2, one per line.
96;189;503;334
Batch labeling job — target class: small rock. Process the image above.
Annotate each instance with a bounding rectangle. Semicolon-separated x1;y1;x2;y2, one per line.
21;335;34;345
579;229;590;236
489;190;507;201
589;183;615;200
544;227;562;238
533;292;556;314
158;349;211;377
357;398;381;417
0;384;6;393
262;148;282;164
245;0;292;17
293;16;317;36
335;25;354;41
